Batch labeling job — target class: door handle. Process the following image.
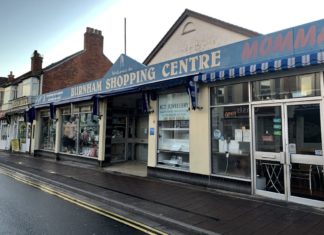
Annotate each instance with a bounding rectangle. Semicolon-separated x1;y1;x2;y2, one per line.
261;155;276;159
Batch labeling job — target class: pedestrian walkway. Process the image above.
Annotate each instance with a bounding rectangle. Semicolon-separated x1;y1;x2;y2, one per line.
1;151;324;235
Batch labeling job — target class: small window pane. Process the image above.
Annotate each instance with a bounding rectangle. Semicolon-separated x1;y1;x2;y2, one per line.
211;83;248;105
252;73;320;101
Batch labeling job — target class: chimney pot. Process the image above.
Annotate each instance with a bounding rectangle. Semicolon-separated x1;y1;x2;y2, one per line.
8;71;15;81
31;50;43;75
84;27;104;53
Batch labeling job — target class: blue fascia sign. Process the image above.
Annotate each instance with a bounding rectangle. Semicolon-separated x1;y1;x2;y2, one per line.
35;18;324;106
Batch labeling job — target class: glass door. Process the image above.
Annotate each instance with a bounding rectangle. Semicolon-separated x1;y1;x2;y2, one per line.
285;102;324;206
253;102;324;206
253;104;286;200
111;116;127;162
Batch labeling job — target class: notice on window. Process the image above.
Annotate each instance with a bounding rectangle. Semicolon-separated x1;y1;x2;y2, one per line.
158;93;189;121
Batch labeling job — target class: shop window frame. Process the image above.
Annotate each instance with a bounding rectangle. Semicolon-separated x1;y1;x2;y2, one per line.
210;82;252;181
59;103;99;158
156;91;190;171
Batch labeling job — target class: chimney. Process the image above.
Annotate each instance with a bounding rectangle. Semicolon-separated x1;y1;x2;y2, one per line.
31;50;43;75
8;71;14;81
84;27;104;54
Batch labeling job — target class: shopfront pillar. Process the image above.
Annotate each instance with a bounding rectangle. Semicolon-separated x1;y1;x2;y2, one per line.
31;111;41;154
98;99;107;162
189;85;210;175
147;99;158;167
54;108;62;155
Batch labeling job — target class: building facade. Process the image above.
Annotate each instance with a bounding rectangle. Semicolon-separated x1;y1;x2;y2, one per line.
31;11;324;207
0;53;42;152
0;27;112;153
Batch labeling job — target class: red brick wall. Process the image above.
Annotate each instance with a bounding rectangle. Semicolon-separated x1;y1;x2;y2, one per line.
42;52;112;93
42;27;112;93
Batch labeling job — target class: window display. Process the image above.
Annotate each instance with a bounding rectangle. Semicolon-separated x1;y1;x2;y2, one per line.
40;113;56;151
211;85;251;179
79;112;99;158
157;92;189;170
60;105;99;158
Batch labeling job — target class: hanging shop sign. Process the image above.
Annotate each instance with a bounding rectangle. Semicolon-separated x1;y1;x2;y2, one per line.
35;18;324;106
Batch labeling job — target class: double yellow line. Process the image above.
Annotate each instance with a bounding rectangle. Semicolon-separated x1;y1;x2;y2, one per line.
0;166;168;235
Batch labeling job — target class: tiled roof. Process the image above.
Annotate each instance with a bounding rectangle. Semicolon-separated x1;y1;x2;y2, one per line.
1;50;84;88
43;50;84;71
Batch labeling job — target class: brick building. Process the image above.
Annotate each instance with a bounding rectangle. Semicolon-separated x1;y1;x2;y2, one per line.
0;27;112;152
41;27;112;93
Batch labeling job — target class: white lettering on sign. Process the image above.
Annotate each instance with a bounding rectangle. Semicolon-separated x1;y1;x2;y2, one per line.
71;81;102;97
161;50;221;77
106;67;156;90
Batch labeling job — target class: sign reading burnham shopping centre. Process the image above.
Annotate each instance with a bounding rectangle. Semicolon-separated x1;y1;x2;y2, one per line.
35;18;324;105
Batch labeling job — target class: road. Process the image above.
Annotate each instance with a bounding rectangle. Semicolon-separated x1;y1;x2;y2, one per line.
0;173;145;235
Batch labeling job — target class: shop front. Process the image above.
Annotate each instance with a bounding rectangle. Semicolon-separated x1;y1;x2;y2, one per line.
5;111;31;153
33;100;103;162
105;93;149;164
0;111;9;150
32;18;324;206
209;71;324;206
32;55;153;165
188;19;324;206
252;73;324;206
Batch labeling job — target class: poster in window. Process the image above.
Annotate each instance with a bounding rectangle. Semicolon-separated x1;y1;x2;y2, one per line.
158;93;189;121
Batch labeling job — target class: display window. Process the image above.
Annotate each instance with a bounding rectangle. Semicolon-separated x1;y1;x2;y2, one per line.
157;92;190;170
1;121;8;140
40;110;56;151
210;83;251;179
18;121;27;143
60;105;99;158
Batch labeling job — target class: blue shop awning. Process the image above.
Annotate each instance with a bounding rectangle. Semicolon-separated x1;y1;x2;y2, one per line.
53;95;94;106
193;51;324;83
140;75;191;91
34;103;50;109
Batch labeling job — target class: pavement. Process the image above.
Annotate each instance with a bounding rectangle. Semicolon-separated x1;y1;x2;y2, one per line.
1;152;324;235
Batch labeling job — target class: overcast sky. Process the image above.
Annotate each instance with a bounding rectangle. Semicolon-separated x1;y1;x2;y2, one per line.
1;0;323;77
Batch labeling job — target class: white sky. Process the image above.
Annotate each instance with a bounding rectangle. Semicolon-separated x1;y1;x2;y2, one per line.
1;0;324;77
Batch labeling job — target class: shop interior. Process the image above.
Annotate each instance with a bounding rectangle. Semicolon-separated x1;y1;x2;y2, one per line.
105;92;149;176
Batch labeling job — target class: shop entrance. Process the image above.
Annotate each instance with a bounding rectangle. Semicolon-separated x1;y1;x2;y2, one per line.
108;93;148;165
253;101;324;206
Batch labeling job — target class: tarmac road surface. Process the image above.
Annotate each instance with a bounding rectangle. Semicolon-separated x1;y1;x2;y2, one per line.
0;173;145;235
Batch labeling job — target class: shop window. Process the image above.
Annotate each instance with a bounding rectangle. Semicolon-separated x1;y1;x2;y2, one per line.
1;123;7;140
211;83;248;105
39;113;56;151
60;105;99;158
61;113;77;154
79;112;99;158
211;105;251;178
18;121;27;143
157;92;189;170
0;91;4;105
252;73;320;101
